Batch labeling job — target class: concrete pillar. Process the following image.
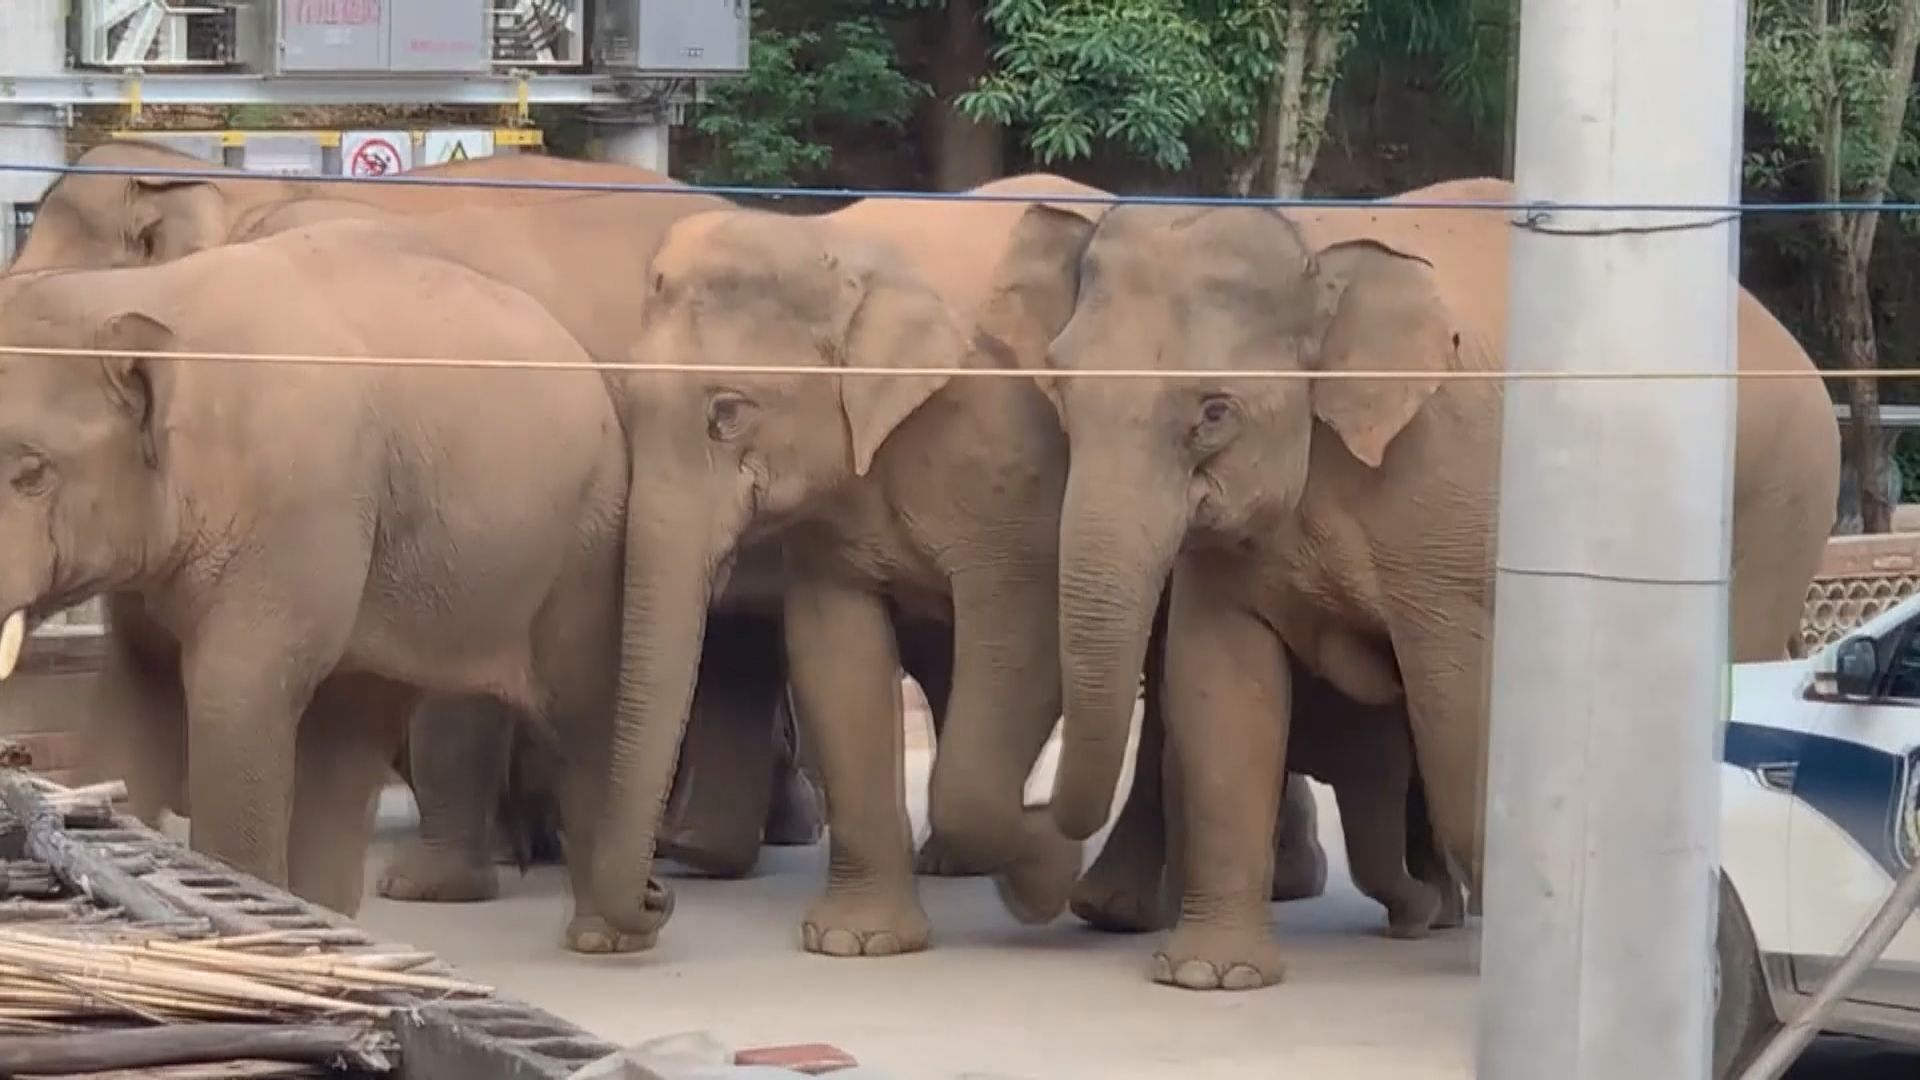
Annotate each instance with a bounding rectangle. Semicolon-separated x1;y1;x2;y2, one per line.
1476;0;1748;1075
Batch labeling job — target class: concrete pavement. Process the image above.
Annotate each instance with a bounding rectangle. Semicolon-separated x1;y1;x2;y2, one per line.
347;692;1918;1078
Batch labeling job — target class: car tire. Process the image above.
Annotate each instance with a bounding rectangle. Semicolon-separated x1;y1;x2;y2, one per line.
1715;869;1777;1079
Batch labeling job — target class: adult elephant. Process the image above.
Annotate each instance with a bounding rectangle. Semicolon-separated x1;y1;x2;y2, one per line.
0;221;664;943
6;138;824;909
994;177;1839;989
579;174;1106;954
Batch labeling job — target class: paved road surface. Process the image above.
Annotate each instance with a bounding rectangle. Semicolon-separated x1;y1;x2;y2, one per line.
348;696;1920;1079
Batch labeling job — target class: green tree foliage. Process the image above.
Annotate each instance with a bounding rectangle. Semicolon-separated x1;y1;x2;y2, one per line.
1744;0;1920;531
953;0;1273;172
682;4;929;186
953;0;1378;194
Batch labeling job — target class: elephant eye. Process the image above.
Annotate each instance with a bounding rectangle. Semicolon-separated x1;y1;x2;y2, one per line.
11;455;51;496
706;392;758;442
1189;394;1238;453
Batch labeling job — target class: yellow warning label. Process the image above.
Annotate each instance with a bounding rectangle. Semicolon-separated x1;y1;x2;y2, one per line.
445;142;470;162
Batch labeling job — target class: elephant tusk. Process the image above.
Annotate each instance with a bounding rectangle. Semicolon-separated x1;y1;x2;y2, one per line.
0;610;23;681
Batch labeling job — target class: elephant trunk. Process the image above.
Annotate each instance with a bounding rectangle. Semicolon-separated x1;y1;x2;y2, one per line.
1050;458;1190;840
592;447;727;941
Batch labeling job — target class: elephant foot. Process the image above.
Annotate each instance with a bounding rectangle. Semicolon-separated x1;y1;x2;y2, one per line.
914;832;992;878
1151;925;1287;992
1269;839;1328;903
376;842;499;903
1378;883;1442;941
1067;857;1167;926
801;892;931;958
764;766;825;847
565;915;657;955
990;820;1081;926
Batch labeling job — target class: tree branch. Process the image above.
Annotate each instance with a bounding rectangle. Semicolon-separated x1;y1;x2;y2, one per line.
1847;0;1920;255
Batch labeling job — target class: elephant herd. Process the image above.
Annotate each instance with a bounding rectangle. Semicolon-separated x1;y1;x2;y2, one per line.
0;139;1839;991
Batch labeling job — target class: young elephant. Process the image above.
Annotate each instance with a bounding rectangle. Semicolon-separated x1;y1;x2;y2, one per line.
585;175;1113;955
0;221;668;949
1001;179;1839;989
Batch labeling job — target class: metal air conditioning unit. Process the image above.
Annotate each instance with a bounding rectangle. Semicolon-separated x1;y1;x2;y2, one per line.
257;0;493;75
492;0;584;68
73;0;248;69
591;0;749;76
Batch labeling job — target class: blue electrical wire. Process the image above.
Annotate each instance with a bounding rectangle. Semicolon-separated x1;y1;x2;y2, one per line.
1;159;1918;215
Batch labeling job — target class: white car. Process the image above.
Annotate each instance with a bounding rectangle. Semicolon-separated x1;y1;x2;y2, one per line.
1719;589;1920;1074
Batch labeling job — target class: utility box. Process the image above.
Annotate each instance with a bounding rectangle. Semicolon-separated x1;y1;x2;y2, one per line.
262;0;493;75
592;0;749;75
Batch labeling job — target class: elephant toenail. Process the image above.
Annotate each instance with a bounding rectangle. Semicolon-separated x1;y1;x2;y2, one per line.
1150;954;1176;985
1173;960;1221;990
820;929;862;957
1222;964;1268;991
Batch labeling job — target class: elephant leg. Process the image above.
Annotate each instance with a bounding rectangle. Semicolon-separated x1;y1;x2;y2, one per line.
926;564;1080;925
79;609;186;825
179;610;344;891
897;619;981;878
556;749;658;955
288;676;413;916
1406;776;1467;930
658;611;785;878
763;683;826;847
1156;556;1290;992
377;694;511;903
1386;607;1492;894
1072;594;1173;933
786;573;929;958
1270;775;1329;902
1327;757;1440;939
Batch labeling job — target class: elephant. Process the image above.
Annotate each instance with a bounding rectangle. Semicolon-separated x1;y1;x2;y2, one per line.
0;220;669;950
580;173;1140;955
990;176;1840;989
6;138;826;907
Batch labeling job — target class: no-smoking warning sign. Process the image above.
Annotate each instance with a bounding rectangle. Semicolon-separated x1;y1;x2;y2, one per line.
344;131;413;177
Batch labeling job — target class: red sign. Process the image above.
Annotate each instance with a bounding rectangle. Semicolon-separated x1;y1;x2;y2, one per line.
349;137;405;177
290;0;380;26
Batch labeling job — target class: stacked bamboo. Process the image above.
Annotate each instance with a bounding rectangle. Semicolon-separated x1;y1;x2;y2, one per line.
0;926;494;1028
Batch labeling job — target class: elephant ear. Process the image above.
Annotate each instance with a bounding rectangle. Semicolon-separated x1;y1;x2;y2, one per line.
1307;238;1460;469
94;311;175;469
125;176;226;262
838;259;964;477
973;202;1107;409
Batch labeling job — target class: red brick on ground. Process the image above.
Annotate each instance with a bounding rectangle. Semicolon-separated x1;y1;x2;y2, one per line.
733;1043;859;1074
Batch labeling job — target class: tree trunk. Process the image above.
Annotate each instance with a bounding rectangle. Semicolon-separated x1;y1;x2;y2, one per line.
1267;0;1313;197
932;0;1002;191
1830;242;1894;533
1813;0;1920;533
